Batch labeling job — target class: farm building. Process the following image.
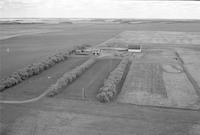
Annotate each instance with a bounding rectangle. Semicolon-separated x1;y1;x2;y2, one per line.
128;45;142;53
75;48;101;55
99;47;127;51
92;48;101;55
85;48;101;55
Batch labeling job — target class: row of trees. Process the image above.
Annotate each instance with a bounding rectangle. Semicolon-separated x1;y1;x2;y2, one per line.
0;45;87;91
96;58;130;102
47;58;96;97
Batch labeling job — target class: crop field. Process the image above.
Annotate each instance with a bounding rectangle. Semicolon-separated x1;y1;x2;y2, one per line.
120;63;167;96
118;62;170;106
117;51;200;109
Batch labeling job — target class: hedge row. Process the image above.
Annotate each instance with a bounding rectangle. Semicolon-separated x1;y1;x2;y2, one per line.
96;57;129;102
47;58;96;97
0;45;87;92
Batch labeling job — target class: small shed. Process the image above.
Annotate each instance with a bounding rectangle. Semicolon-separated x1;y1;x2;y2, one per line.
128;45;141;53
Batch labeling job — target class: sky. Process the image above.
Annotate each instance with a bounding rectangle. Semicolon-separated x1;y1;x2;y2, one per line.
0;0;200;19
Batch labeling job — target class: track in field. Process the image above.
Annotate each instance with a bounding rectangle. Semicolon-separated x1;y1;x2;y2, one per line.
55;59;120;101
0;57;89;100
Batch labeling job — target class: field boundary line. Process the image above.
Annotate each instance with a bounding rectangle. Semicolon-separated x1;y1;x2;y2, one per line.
116;101;200;111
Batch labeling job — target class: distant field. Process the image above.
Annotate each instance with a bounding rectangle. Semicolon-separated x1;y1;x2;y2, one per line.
99;31;200;48
1;21;200;78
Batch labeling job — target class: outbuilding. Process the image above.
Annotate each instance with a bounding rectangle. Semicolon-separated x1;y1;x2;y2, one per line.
128;45;142;53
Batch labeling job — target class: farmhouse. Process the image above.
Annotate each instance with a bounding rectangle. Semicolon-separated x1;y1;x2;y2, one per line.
75;48;101;55
85;48;101;55
128;45;142;53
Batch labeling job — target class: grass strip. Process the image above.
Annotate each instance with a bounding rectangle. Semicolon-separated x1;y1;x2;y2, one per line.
0;45;87;91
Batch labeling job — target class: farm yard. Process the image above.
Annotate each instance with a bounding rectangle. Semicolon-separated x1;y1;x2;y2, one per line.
1;21;200;135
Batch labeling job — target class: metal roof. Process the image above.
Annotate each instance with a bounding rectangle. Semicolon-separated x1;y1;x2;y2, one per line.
128;45;141;49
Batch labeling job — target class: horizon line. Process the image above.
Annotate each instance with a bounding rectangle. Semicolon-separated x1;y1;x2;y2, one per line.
1;17;200;20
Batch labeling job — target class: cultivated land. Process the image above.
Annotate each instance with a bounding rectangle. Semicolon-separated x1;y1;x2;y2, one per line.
1;20;200;135
118;52;200;109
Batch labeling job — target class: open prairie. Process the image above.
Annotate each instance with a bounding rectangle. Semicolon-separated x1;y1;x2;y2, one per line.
1;21;200;135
